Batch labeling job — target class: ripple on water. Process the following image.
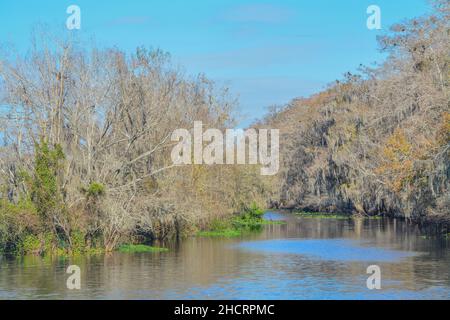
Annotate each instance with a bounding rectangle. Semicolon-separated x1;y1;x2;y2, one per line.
236;239;419;262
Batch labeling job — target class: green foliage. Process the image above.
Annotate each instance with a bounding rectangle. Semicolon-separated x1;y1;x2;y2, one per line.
196;229;242;237
20;234;41;255
70;231;86;255
196;218;241;237
31;140;65;221
118;244;169;253
231;202;265;231
0;197;37;216
43;232;56;254
0;198;39;254
83;182;105;198
246;202;265;218
0;140;69;256
259;220;286;225
197;203;272;237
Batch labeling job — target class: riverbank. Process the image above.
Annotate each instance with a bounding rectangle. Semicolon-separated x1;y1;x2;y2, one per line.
275;207;450;234
196;205;286;238
1;211;449;299
0;203;271;257
3;204;448;259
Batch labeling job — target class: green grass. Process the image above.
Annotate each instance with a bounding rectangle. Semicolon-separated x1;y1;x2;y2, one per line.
196;203;285;238
260;220;287;225
196;219;285;238
196;229;242;238
117;244;169;253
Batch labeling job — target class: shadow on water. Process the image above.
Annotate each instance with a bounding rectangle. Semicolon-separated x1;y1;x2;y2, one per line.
0;212;449;299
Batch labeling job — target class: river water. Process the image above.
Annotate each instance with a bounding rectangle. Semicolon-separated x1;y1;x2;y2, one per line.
0;212;449;299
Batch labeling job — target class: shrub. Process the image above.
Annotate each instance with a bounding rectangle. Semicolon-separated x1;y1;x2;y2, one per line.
31;140;65;222
0;198;39;254
20;234;41;255
84;182;105;198
70;231;86;255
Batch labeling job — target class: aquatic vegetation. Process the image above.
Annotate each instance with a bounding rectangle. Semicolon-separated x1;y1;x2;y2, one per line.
260;220;287;225
196;220;242;238
118;244;169;253
294;211;383;220
231;203;265;231
196;229;242;238
294;212;351;219
196;203;283;238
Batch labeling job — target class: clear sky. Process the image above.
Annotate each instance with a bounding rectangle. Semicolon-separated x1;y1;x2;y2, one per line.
0;0;431;127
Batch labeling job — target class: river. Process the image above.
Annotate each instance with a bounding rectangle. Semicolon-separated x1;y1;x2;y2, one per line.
0;212;449;299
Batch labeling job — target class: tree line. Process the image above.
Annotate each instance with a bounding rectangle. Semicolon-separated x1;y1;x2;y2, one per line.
260;0;449;226
0;39;270;255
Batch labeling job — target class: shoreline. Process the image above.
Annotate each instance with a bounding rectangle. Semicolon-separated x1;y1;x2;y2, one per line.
1;208;448;259
273;206;450;230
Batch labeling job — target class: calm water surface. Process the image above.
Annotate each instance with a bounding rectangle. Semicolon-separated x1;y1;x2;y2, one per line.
0;212;449;299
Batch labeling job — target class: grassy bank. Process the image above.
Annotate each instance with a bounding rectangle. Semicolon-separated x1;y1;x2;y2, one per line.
196;203;285;238
1;202;273;256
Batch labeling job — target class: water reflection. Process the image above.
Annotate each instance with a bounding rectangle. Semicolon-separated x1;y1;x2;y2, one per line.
236;239;418;262
0;212;449;299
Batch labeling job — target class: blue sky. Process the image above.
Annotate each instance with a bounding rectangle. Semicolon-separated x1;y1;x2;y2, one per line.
0;0;431;127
